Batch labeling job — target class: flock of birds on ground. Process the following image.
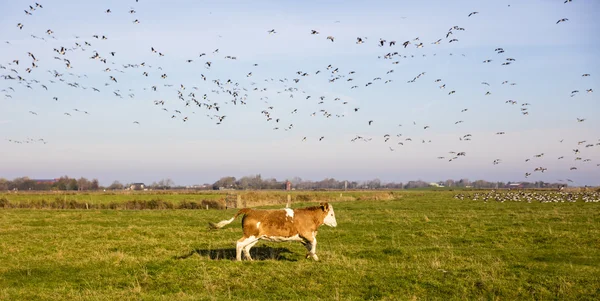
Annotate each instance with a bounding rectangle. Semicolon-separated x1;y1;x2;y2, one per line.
454;189;600;203
1;1;598;183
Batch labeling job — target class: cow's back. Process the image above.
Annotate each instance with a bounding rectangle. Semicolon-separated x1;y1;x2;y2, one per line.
241;209;298;238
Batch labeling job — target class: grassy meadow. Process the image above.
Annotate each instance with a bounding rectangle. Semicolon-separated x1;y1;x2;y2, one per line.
0;190;397;209
0;191;599;300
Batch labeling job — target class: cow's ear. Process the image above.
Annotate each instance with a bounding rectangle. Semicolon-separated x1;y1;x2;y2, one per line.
320;202;329;211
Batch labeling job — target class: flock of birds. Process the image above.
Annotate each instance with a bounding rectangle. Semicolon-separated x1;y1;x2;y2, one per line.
1;1;598;183
454;190;600;203
6;137;47;145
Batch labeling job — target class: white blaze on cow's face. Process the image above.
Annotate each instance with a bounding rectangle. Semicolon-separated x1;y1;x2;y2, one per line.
323;205;337;227
284;208;294;219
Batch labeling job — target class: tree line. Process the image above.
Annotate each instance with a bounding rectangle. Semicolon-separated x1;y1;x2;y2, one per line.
0;176;175;191
210;175;567;190
0;175;568;191
0;176;100;191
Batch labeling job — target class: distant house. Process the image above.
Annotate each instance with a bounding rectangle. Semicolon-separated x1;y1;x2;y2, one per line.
429;182;445;188
32;179;58;185
508;183;523;189
130;183;146;190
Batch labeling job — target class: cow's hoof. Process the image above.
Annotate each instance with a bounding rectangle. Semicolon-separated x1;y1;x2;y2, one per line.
307;253;319;261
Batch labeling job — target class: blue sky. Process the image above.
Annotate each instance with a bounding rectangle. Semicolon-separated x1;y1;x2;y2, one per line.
1;0;599;186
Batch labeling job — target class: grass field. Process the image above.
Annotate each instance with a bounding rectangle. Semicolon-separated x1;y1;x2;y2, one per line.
1;191;599;300
0;190;398;209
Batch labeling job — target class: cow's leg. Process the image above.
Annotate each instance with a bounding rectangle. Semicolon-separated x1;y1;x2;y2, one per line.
302;233;319;261
309;237;319;261
243;240;259;261
236;236;257;261
303;240;313;258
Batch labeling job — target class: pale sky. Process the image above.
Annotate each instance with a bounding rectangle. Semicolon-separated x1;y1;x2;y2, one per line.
1;0;599;186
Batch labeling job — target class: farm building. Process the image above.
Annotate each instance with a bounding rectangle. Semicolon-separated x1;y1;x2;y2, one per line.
129;183;146;190
32;179;58;185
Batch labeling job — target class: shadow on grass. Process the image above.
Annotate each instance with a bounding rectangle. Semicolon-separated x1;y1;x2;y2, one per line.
175;246;297;261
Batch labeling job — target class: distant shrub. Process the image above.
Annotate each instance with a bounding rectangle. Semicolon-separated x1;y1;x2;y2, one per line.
179;200;201;209
0;197;10;208
147;198;173;209
356;192;395;201
201;199;225;210
295;194;311;202
177;199;223;209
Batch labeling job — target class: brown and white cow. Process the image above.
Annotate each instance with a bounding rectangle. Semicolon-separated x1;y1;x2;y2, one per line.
209;203;337;261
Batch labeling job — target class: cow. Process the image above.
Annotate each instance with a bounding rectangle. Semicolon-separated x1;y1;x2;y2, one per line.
209;202;337;261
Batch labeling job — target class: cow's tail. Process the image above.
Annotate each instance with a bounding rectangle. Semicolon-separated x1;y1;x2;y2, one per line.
208;208;251;229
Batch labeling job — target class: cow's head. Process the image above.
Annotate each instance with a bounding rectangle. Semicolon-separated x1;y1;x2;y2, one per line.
320;202;337;227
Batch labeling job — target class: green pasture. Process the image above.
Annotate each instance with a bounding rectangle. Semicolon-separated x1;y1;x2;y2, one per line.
0;191;599;300
0;190;407;209
0;191;224;206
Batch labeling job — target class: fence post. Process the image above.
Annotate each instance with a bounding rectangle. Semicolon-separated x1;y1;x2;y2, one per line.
237;195;241;208
286;194;291;208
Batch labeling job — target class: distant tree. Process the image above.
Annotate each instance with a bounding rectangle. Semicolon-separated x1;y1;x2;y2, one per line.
54;181;66;191
156;178;175;190
108;181;124;190
77;177;89;191
289;177;303;185
368;178;382;189
0;178;8;190
384;182;403;189
11;177;36;190
66;179;78;191
249;174;262;189
212;177;237;190
90;179;100;190
236;176;252;190
405;180;429;189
